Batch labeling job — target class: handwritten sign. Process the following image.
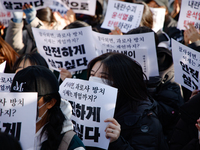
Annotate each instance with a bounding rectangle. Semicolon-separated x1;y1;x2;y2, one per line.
59;78;118;149
92;31;158;77
57;0;96;16
0;10;12;27
0;92;37;150
0;0;53;11
32;26;97;72
150;7;165;32
49;0;68;16
172;39;200;91
0;73;15;92
101;1;144;33
177;0;200;30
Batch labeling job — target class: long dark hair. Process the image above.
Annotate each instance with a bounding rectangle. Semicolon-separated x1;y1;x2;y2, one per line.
36;7;56;24
87;52;148;112
41;92;65;150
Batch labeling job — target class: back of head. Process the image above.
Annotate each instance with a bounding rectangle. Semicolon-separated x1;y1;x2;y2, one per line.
36;7;56;23
63;20;89;29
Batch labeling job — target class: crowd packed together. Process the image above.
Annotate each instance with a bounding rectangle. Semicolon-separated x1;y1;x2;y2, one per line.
0;0;200;149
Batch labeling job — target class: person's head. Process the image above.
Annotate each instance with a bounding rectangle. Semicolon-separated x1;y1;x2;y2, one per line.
0;36;19;73
36;7;56;29
87;52;148;111
0;131;22;150
145;0;169;15
136;1;153;29
13;52;48;73
63;20;89;29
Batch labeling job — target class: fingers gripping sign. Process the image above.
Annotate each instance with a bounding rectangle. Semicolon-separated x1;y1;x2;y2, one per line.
104;118;121;143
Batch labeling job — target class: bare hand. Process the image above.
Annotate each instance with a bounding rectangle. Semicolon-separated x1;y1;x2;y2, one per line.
64;9;76;24
104;118;121;143
184;23;200;45
59;68;72;81
109;26;123;35
190;89;200;99
53;11;69;29
195;118;200;131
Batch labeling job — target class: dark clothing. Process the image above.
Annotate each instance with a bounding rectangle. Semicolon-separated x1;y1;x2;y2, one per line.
188;40;200;52
170;93;200;150
108;98;169;150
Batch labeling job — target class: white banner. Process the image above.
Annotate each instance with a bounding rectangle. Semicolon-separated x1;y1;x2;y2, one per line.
177;0;200;30
92;31;158;77
32;26;98;72
0;92;37;150
57;0;96;16
172;39;200;91
101;1;144;33
0;73;15;92
59;78;118;149
0;0;53;11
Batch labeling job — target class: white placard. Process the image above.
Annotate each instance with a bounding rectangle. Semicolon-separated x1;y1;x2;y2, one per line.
177;0;200;30
59;78;118;149
172;39;200;91
0;73;15;92
101;1;144;33
49;0;68;16
150;7;166;32
0;92;37;150
57;0;96;16
0;61;6;73
0;10;12;27
0;0;53;11
92;31;159;77
32;26;98;72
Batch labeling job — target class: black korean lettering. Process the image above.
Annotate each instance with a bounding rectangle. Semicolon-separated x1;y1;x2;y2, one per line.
72;120;84;140
182;74;191;87
10;98;17;107
114;3;120;10
55;61;63;68
71;2;79;10
0;84;5;91
3;122;21;140
180;61;190;74
62;47;73;57
48;59;56;68
69;101;75;116
80;2;88;10
86;106;101;122
34;0;44;7
0;98;6;106
189;67;199;82
13;2;22;9
76;57;88;67
52;47;61;57
3;1;13;10
64;60;75;70
74;45;85;55
85;127;100;142
43;46;52;56
76;103;86;120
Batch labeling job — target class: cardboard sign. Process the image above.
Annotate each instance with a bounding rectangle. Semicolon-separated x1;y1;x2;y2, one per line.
92;31;159;77
0;73;15;92
177;0;200;30
59;78;118;149
172;39;200;91
32;26;98;72
101;1;144;33
0;0;53;11
0;92;37;150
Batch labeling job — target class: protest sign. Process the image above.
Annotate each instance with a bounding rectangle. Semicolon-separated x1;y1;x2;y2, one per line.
0;61;6;73
92;31;159;77
32;26;98;72
59;78;118;149
0;73;15;92
57;0;96;16
0;10;12;27
49;0;68;16
172;39;200;91
101;1;144;33
0;92;37;150
177;0;200;30
150;7;165;32
0;0;53;11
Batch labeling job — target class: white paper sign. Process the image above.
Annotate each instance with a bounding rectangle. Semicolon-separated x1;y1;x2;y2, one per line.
0;10;12;27
49;0;68;16
32;26;98;72
59;78;118;149
101;1;144;33
0;92;37;150
172;39;200;91
57;0;96;16
0;61;6;73
92;31;159;77
150;7;165;32
177;0;200;30
0;73;15;92
0;0;53;11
